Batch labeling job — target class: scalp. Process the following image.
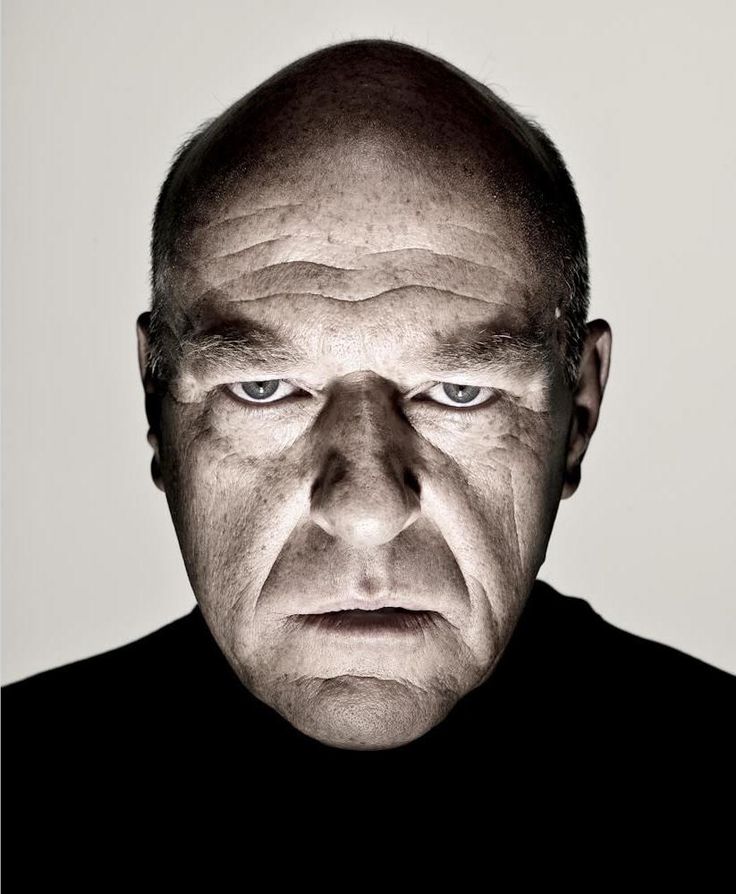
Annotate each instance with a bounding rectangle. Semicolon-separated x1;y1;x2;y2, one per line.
161;40;571;256
151;39;589;387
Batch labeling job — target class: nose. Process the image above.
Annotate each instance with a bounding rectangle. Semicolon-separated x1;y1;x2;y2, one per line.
310;373;422;548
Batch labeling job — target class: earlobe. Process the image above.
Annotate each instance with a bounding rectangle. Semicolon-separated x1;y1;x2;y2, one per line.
136;312;166;493
560;319;612;500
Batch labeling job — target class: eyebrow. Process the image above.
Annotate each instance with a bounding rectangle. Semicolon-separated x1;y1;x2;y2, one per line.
175;317;305;380
173;314;552;383
421;322;552;377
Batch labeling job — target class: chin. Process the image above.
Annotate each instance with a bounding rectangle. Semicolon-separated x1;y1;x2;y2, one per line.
269;672;460;751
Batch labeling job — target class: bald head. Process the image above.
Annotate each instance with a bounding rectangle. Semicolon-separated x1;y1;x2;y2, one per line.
149;38;588;387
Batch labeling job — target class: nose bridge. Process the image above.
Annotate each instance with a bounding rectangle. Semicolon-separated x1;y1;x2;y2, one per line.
335;372;399;461
309;372;421;547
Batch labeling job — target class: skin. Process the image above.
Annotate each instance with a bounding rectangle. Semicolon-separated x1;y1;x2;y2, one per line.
136;43;611;751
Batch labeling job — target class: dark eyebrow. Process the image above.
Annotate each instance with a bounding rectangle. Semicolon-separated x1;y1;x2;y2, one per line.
421;321;553;376
175;317;306;381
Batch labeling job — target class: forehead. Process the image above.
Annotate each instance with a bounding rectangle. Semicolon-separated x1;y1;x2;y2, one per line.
165;143;564;374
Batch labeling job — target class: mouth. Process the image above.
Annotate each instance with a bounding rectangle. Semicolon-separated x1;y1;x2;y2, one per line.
295;607;440;635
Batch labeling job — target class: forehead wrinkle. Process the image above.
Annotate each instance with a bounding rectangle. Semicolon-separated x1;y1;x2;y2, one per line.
356;247;518;280
208;259;360;294
192;239;522;288
206;236;288;261
187;200;534;266
203;234;367;264
197;202;306;231
193;256;529;309
198;238;504;272
213;285;518;309
191;234;349;275
177;282;538;342
439;220;507;240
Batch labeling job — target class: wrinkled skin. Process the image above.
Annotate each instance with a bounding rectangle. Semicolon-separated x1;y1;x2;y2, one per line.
137;44;611;751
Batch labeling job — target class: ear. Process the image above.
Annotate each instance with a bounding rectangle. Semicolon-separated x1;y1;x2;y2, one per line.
136;311;166;493
560;319;612;500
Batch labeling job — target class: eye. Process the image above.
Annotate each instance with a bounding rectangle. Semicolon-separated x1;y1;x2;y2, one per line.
223;379;300;405
423;382;498;409
221;379;498;412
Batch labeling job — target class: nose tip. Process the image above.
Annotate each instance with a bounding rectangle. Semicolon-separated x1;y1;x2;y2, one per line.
311;453;422;547
312;488;421;547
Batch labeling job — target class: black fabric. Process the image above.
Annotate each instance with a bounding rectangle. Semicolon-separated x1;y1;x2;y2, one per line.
2;577;734;877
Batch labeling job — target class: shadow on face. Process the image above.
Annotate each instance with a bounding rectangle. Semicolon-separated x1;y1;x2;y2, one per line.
136;38;612;751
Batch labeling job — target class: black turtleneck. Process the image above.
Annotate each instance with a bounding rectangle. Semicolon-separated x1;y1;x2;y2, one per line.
2;577;734;876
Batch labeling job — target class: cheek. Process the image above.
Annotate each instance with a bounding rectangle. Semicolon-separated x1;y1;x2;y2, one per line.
161;403;300;592
459;405;565;567
474;409;561;552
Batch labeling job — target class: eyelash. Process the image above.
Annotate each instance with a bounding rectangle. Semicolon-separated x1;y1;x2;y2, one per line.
221;380;499;415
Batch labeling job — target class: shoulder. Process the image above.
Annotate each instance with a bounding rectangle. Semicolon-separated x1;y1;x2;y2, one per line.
519;579;736;806
1;607;199;722
534;578;734;683
1;605;217;823
573;588;732;692
532;579;735;742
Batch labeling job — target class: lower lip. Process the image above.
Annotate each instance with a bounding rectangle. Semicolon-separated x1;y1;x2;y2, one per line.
296;609;440;636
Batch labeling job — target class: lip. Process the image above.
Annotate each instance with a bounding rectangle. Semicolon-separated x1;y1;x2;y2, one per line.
302;597;435;614
295;608;441;636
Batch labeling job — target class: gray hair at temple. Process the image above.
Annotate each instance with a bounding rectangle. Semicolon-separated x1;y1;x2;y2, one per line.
146;38;590;390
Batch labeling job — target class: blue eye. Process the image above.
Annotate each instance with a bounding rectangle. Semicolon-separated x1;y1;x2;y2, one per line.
424;382;497;409
224;379;299;404
441;383;480;403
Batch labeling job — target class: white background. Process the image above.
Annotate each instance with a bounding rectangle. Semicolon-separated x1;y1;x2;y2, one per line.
2;0;735;682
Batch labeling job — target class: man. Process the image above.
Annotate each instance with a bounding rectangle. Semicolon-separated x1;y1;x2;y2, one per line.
3;38;734;858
